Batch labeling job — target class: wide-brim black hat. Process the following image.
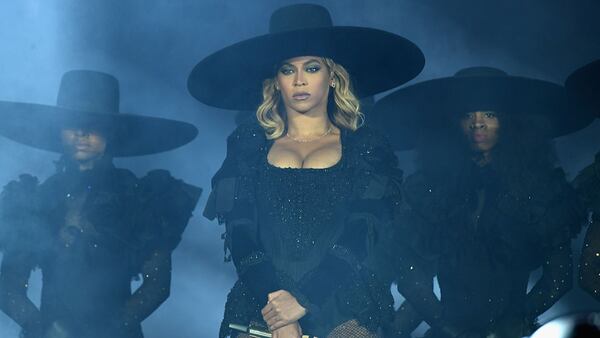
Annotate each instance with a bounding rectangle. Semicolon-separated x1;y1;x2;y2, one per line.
187;4;424;110
566;59;600;118
372;67;595;150
0;70;198;157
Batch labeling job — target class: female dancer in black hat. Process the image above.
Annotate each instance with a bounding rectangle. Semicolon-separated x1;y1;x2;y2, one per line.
567;59;600;301
0;70;201;338
189;4;424;337
373;67;590;338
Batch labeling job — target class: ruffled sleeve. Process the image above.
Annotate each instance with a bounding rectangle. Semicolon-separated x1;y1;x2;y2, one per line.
537;168;586;247
203;123;285;305
0;174;42;254
497;168;586;253
390;171;448;329
0;175;46;334
518;168;585;320
396;171;449;259
134;170;202;258
204;122;265;222
343;126;404;262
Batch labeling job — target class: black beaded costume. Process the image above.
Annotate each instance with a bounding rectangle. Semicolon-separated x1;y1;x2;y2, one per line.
574;152;600;300
394;163;584;337
204;123;401;337
0;161;200;338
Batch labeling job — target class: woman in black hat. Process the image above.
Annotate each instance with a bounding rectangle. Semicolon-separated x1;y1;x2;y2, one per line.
0;70;201;338
567;59;600;301
189;4;424;338
372;67;590;338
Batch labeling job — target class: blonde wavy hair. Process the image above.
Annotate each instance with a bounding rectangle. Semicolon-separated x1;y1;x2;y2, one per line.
256;57;364;139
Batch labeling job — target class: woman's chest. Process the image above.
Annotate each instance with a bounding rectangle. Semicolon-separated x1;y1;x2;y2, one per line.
267;136;342;169
40;186;140;252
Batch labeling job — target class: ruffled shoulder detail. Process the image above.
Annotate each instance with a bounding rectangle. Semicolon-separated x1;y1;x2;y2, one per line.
227;121;266;153
344;125;400;176
343;126;403;207
471;168;584;266
218;122;267;179
527;168;585;245
134;170;202;257
402;171;457;225
342;126;406;290
398;171;464;259
0;174;44;252
204;122;266;221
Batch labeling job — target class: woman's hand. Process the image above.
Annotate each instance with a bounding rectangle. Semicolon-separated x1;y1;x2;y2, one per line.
261;290;307;331
272;322;303;338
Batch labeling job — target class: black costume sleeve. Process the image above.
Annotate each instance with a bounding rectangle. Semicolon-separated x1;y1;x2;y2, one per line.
524;244;572;316
574;152;600;299
0;175;43;336
0;250;42;337
523;169;584;318
393;237;445;331
390;173;462;336
135;169;202;254
204;124;284;306
120;250;172;329
393;221;483;338
120;170;201;328
580;221;600;299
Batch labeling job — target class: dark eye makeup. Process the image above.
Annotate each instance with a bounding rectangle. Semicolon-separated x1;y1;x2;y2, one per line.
279;65;295;75
305;63;321;73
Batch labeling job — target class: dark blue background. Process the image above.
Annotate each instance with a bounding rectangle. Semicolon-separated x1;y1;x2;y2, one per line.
0;1;599;336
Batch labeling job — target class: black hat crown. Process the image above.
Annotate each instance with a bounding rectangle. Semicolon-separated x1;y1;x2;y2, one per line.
56;70;120;115
269;4;332;33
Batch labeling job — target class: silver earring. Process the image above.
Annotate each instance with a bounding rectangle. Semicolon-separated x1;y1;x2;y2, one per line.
331;82;336;88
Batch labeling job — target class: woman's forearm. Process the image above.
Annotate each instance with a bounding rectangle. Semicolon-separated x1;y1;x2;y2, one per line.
121;251;172;325
0;251;41;330
526;243;573;316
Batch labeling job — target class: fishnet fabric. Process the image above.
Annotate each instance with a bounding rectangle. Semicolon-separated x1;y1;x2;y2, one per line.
233;319;379;338
327;319;379;338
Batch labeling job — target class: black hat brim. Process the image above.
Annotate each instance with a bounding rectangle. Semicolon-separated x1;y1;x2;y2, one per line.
372;75;595;150
566;59;600;118
188;26;424;110
0;101;198;157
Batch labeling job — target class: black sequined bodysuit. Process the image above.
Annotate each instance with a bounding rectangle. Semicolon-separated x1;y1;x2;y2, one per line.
394;163;584;338
205;123;401;338
257;160;350;282
0;162;201;338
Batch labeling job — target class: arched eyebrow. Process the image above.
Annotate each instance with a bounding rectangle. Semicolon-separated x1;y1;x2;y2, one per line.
302;58;322;65
280;58;323;68
278;62;296;71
